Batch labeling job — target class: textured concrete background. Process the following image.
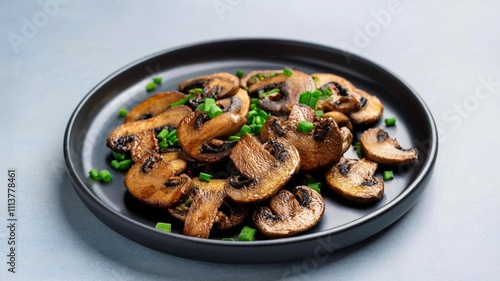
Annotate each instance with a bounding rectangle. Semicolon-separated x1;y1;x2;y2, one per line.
1;0;499;280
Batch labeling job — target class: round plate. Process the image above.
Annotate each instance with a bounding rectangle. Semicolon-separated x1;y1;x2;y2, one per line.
64;39;438;263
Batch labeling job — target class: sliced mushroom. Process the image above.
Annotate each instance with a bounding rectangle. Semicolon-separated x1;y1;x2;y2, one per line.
183;178;226;238
325;157;384;203
124;91;186;123
360;128;418;165
252;186;325;238
125;152;193;208
129;130;159;162
224;134;300;204
340;127;353;155
350;89;384;125
214;200;250;230
239;70;283;88
177;72;239;108
215;88;250;116
248;70;315;115
311;73;361;115
322;111;353;132
261;104;343;171
177;111;246;162
107;105;192;153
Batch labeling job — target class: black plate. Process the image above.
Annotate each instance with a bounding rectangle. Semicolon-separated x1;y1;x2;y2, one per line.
64;39;438;263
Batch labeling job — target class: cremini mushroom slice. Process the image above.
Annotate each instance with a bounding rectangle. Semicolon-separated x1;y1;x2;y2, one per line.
252;186;325;238
129;130;159;162
322;111;353;132
177;72;239;108
311;73;361;115
216;88;250;116
248;70;315;115
350;89;384;125
125;152;193;208
214;200;250;230
325;157;384;203
239;70;283;88
177;110;246;163
107;105;192;153
340;127;353;155
360;128;418;166
124;91;186;123
224;134;300;204
261;104;343;171
183;178;226;238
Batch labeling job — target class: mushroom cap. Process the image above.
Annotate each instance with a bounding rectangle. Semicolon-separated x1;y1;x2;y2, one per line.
129;130;159;162
322;111;353;132
350;89;384;125
183;178;226;238
224;134;301;204
311;73;361;115
125;152;194;208
177;110;247;163
177;72;240;103
340;126;353;155
239;70;283;88
124;91;186;123
325;157;384;203
216;88;250;116
360;128;418;166
261;104;343;171
252;186;325;238
248;70;316;115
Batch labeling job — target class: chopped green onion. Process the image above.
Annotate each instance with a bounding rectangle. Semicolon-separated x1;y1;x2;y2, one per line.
170;93;194;107
299;91;311;105
236;70;245;78
385;117;396;127
153;77;162;84
118;108;128;118
253;116;263;126
112;151;127;161
228;135;241;141
118;159;134;170
252;124;263;134
167;129;177;139
258;109;270;121
146;82;157;92
111;159;121;171
88;169;100;181
189;88;203;94
240;125;252;135
307;182;322;193
157;128;170;140
259;88;280;99
355;141;364;158
155;222;172;232
185;198;194;205
383;171;394;181
247;110;258;119
159;138;168;149
251;98;259;105
316;110;324;117
99;170;112;183
238;226;256;241
199;172;213;182
283;67;293;77
297;120;315;133
322;88;332;97
208;104;223;118
222;237;235;241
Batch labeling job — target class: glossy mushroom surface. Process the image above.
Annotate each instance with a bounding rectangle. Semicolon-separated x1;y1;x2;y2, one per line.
360;128;418;166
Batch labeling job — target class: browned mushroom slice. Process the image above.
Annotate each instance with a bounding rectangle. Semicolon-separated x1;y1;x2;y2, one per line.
214;200;250;230
325;157;384;203
107;105;192;153
215;88;250;116
239;70;283;88
340;127;353;155
124;91;186;123
177;72;239;109
248;70;315;115
129;130;158;162
224;134;300;204
322;111;353;132
177;111;246;163
125;152;193;208
312;73;361;115
261;104;343;171
252;186;325;238
167;188;197;222
350;89;384;125
360;128;418;166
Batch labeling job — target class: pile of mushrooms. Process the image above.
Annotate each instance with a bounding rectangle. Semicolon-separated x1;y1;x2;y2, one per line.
106;69;418;239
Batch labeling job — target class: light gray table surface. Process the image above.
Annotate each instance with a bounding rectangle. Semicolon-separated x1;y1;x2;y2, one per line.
1;1;499;280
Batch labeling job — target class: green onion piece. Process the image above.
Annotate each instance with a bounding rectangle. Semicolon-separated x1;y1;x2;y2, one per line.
146;82;157;92
250;104;258;112
185;198;193;205
196;103;206;111
228;135;241;141
354;141;364;158
199;172;213;182
299;91;311;105
155;222;172;232
111;159;121;171
322;88;332;97
157;128;170;140
88;169;100;181
247;110;258;119
159;138;168;149
297;120;315;133
307;183;322;193
170;93;194;107
283;67;293;77
252;124;263;134
99;170;112;183
153;77;162;84
238;226;257;241
385;117;396;127
258;88;280;99
383;171;394;181
312;90;322;98
118;108;128;117
253;116;263;126
251;98;259;105
118;159;134;170
236;70;245;78
112;151;127;161
258;110;270;121
222;237;234;241
309;96;319;109
189;88;203;94
166;129;177;140
240;125;252;135
316;110;324;117
208;105;223;119
204;98;216;109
